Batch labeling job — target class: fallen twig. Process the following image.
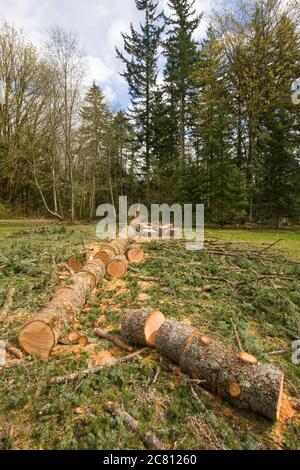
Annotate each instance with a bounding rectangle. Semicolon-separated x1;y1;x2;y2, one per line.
103;401;167;450
6;342;23;360
268;349;290;356
50;348;148;384
94;328;133;353
50;255;57;285
258;239;283;255
230;318;243;352
1;288;16;318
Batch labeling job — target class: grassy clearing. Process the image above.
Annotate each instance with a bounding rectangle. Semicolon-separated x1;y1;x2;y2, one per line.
0;221;299;450
206;229;300;260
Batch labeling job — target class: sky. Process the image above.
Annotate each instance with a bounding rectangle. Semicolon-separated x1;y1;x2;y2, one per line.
0;0;224;109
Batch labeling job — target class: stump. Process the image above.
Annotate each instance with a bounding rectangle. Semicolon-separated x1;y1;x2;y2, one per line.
156;320;196;364
180;334;284;421
127;245;145;264
107;255;128;279
121;309;166;347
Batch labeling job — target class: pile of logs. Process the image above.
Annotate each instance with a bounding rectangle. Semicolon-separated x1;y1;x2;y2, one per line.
18;238;145;358
121;310;284;421
129;214;179;239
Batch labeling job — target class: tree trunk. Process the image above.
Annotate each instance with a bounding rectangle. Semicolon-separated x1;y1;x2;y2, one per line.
121;308;165;347
180;333;284;421
156;319;196;364
94;248;115;267
18;239;129;358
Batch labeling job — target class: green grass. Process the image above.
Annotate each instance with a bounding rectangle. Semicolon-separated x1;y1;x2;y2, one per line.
206;229;300;260
0;220;299;450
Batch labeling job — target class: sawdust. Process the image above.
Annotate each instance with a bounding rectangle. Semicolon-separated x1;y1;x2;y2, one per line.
90;349;116;366
106;279;128;292
52;343;95;358
138;280;155;290
115;288;128;297
271;394;299;449
138;293;151;302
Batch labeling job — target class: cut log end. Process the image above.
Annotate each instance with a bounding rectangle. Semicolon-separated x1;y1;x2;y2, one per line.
127;246;145;264
107;256;128;279
18;321;55;358
78;335;89;347
145;310;166;346
94;250;113;267
121;308;166;347
67;257;82;273
277;374;285;421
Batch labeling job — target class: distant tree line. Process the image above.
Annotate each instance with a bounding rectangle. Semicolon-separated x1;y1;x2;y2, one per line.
0;0;299;226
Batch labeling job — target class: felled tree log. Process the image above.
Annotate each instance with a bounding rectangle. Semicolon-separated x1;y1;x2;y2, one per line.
94;248;115;267
103;401;167;450
180;333;284;421
101;240;127;256
107;255;128;279
18;258;106;358
121;309;165;347
126;245;145;264
156;320;196;364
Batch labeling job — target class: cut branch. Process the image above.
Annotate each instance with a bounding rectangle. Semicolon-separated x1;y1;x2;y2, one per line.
1;288;16;318
50;348;148;384
94;328;133;352
103;401;167;450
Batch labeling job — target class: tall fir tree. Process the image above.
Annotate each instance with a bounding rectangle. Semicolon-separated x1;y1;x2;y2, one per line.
164;0;202;163
258;107;300;227
80;83;112;218
116;0;164;203
193;27;247;224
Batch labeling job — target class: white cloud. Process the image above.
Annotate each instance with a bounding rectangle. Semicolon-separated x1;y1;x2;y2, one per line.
0;0;224;108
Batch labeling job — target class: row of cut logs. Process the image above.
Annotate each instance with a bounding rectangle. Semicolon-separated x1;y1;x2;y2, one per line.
121;310;284;421
94;244;144;279
18;239;144;358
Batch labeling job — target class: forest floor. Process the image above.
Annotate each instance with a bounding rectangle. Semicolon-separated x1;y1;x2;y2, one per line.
0;220;300;450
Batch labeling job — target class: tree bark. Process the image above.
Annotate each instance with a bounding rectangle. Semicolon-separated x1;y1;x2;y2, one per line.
156;320;196;364
18;239;128;358
180;333;284;421
121;309;165;347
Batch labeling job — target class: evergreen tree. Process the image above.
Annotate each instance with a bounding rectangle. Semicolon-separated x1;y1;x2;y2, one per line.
116;0;164;203
80;83;112;218
193;27;247;223
164;0;202;162
259;107;300;227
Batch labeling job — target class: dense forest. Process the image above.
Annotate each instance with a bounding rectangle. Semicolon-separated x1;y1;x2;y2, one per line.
0;0;299;226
